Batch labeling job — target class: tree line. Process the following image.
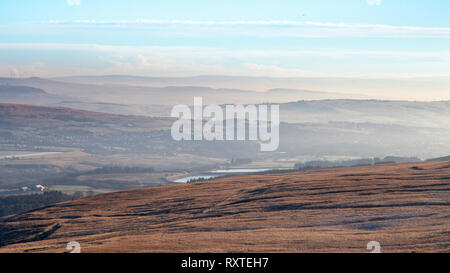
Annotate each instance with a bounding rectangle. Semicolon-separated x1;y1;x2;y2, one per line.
0;191;74;218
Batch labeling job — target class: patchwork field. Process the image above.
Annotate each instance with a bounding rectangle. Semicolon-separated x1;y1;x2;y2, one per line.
0;161;448;253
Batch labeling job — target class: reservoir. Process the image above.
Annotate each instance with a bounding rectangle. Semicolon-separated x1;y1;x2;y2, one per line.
174;168;293;183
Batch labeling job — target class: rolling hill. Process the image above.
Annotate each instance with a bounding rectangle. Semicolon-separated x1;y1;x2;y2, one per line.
0;85;65;106
0;161;448;253
427;155;450;162
0;85;48;96
0;103;172;128
51;75;450;101
0;77;364;107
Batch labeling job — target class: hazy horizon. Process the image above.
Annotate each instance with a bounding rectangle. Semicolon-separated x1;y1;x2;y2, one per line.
1;0;450;100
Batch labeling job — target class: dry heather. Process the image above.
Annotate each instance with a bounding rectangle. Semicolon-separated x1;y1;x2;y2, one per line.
0;161;449;253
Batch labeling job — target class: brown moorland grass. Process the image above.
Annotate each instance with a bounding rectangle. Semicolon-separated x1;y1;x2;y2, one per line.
0;161;448;253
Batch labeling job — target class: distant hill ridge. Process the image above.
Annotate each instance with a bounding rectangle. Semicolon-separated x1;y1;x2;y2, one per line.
427;155;450;162
0;85;48;95
0;103;172;126
0;103;120;119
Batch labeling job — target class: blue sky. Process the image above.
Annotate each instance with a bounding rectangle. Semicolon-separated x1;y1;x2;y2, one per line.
1;0;450;81
1;0;450;26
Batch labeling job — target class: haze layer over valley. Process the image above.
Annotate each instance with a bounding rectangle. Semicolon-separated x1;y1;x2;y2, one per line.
1;0;449;254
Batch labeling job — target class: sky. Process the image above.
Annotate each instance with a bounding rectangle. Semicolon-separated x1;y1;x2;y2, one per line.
1;0;450;81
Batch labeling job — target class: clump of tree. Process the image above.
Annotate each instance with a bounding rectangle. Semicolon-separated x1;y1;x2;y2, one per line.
295;158;374;170
0;191;74;218
230;158;253;165
295;156;421;170
186;176;221;183
187;177;210;183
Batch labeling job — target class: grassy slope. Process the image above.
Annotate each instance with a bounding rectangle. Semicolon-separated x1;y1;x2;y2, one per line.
0;161;449;253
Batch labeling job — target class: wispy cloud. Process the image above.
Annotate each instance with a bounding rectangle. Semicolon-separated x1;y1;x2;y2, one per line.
366;0;381;6
2;43;450;58
67;0;80;6
46;19;450;38
1;43;450;79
